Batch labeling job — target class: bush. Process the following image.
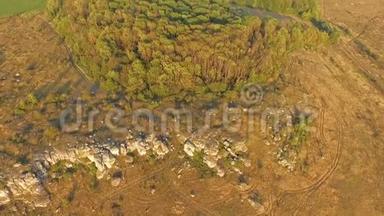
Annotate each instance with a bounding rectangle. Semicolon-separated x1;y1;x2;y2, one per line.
189;151;216;178
311;19;341;43
43;126;60;142
15;93;39;115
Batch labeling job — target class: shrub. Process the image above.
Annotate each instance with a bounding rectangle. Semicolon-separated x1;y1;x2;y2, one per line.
189;151;216;178
15;93;39;115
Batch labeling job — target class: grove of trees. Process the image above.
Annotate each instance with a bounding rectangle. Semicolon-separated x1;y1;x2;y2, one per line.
47;0;333;104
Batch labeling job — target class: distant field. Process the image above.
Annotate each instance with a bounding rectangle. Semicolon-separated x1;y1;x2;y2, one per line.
0;0;46;17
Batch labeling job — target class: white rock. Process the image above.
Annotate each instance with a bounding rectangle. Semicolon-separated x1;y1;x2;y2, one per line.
101;151;116;169
107;145;120;156
32;161;49;180
87;154;105;172
6;172;50;207
132;140;147;156
119;143;128;155
126;155;134;164
203;155;218;169
153;139;169;157
231;140;248;153
216;168;225;177
248;197;265;214
204;142;219;156
0;190;10;206
183;141;196;157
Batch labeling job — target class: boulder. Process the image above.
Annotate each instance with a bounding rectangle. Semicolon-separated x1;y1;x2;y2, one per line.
111;172;123;187
6;172;50;207
247;192;265;214
0;189;10;206
183;141;196;157
111;177;121;187
203;155;218;169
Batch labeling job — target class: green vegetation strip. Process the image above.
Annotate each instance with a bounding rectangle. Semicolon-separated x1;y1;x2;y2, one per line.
0;0;46;17
233;0;319;19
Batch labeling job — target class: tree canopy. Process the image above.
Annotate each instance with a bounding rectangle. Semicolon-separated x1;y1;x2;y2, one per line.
47;0;331;103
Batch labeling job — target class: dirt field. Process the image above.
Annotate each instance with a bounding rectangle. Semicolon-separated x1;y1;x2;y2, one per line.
0;1;383;215
0;13;95;174
323;0;384;59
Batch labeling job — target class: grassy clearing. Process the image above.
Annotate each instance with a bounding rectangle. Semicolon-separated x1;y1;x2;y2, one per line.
0;0;46;17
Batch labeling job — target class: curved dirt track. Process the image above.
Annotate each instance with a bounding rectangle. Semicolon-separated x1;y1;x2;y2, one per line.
270;40;384;215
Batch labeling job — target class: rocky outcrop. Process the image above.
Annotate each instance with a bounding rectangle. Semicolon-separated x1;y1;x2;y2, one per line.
0;130;249;208
0;131;171;207
179;130;249;177
6;172;50;208
126;133;171;157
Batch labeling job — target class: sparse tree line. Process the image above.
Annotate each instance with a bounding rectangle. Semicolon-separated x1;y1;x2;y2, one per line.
47;0;335;104
233;0;319;18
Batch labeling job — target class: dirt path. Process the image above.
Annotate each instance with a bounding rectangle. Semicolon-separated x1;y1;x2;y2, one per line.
323;0;384;59
263;1;384;214
272;41;384;214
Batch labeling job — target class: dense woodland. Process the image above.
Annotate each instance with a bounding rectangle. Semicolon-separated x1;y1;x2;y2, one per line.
47;0;334;104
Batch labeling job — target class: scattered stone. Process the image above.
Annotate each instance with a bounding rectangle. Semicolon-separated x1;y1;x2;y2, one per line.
238;174;248;185
111;176;122;187
152;136;170;158
247;191;265;214
183;141;196;157
126;155;134;164
204;155;218;169
243;159;252;168
32;161;49;180
13;163;21;168
172;201;185;215
119;143;128;155
0;190;10;206
150;186;156;195
238;175;251;191
180;130;249;178
190;190;196;198
111;171;123;186
26;63;37;71
216;168;225;177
